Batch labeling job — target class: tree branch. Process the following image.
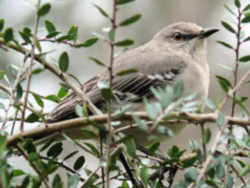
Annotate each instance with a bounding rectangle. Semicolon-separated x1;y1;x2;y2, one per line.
7;111;250;147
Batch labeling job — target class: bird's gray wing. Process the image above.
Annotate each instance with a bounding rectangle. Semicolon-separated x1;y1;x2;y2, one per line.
47;48;187;122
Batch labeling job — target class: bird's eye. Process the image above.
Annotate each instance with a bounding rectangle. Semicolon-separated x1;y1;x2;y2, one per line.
173;32;182;41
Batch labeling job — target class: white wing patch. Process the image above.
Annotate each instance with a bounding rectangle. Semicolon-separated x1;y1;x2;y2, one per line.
146;71;177;82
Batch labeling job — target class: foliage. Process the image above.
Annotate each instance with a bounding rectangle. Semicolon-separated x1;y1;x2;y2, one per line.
0;0;249;187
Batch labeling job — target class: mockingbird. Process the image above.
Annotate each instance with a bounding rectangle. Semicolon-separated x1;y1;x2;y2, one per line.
47;22;218;141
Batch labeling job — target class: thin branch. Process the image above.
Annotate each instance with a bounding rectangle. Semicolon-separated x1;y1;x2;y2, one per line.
230;164;247;187
0;39;101;116
20;0;41;131
200;123;207;161
231;7;242;119
105;0;117;187
0;83;11;95
188;121;227;188
39;155;85;182
16;145;50;188
7;111;250;147
81;166;101;188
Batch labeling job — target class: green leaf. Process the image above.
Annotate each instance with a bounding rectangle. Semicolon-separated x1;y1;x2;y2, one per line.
57;85;68;98
81;129;98;139
133;116;148;131
0;70;5;80
45;20;56;33
35;40;42;52
75;104;84;117
4;28;13;43
89;57;106;67
174;81;184;99
26;113;39;122
47;31;60;38
157;126;173;137
117;0;135;5
108;29;115;41
40;139;55;152
75;38;98;48
234;96;250;115
221;21;235;33
100;88;115;101
19;30;31;43
239;55;250;62
56;35;71;42
243;4;250;11
145;101;162;119
32;68;45;75
0;19;4;32
215;162;225;178
202;128;211;144
216;75;232;92
119;14;141;27
37;3;51;17
73;156;85;171
184;168;198;182
0;131;7;155
67;174;80;188
239;165;250;177
140;166;149;185
168;145;185;160
124;136;136;157
12;169;25;177
45;95;61;103
242;12;250;23
224;5;236;16
226;173;233;188
67;25;78;42
120;181;130;188
116;68;138;76
32;94;44;108
47;142;63;158
217;41;234;49
15;83;23;102
94;4;109;18
243;36;250;42
147;142;160;155
58;51;69;72
216;112;225;126
114;39;134;46
182;156;197;168
84;143;100;156
22;139;36;153
234;0;241;8
52;174;63;188
206;98;216;111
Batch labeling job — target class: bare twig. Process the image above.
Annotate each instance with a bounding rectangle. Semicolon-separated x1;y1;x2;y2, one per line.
200;123;207;161
20;0;41;131
231;7;242;119
0;39;101;116
188;121;227;188
105;0;117;187
230;164;247;187
7;111;250;147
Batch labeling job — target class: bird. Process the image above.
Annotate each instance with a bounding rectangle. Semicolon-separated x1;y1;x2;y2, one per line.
47;22;218;143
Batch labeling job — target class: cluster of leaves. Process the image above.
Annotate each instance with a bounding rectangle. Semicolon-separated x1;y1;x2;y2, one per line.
0;0;249;187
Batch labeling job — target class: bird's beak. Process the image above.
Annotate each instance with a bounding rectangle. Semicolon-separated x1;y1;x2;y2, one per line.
199;28;219;39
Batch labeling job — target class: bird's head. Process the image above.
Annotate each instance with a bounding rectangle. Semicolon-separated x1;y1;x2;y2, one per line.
153;22;219;57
